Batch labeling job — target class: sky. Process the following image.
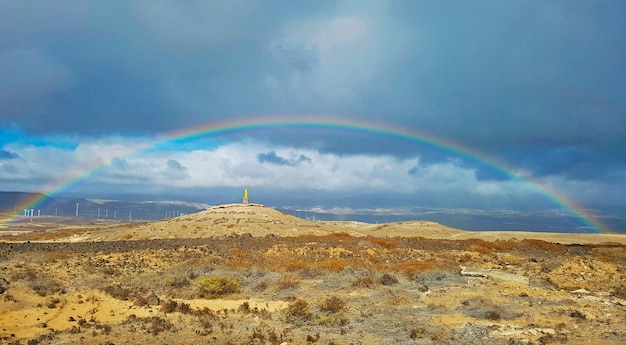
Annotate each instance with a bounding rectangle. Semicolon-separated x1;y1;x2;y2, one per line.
0;1;624;232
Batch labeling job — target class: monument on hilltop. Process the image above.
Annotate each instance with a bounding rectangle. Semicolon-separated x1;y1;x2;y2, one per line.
242;189;249;204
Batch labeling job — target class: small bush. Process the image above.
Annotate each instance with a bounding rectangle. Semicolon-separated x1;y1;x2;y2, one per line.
11;268;63;297
284;261;309;272
194;276;241;297
31;277;64;297
163;275;189;288
148;316;175;335
320;296;346;314
284;299;312;324
613;284;626;299
254;281;268;291
352;275;375;288
102;285;133;300
161;299;192;314
274;274;300;290
379;273;398;285
409;326;427;339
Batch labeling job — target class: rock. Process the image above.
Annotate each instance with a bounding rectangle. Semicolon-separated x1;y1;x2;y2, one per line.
0;277;9;295
570;288;590;295
146;293;160;306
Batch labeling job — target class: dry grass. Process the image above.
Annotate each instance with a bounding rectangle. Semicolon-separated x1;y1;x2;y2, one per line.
369;237;397;249
1;224;625;345
315;259;350;272
274;273;300;289
377;261;447;278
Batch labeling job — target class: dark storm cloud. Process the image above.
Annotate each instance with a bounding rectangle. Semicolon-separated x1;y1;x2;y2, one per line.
0;150;18;160
0;1;333;134
166;159;186;171
257;151;311;167
0;1;624;191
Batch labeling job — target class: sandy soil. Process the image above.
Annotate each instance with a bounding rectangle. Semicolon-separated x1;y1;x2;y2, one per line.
0;204;624;344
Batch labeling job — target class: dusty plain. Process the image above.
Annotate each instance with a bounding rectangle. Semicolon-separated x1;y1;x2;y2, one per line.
0;203;624;344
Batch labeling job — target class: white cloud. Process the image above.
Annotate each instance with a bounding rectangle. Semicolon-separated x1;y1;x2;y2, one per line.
0;136;608;216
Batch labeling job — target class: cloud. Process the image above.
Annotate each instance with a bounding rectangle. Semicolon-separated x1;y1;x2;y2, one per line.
0;1;624;231
162;159;190;180
0;150;18;160
257;151;311;166
0;48;75;129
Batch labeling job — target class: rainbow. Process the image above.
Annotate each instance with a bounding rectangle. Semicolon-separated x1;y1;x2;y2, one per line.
2;115;613;233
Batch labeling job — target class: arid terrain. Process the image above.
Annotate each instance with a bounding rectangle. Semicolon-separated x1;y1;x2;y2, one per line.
0;203;624;344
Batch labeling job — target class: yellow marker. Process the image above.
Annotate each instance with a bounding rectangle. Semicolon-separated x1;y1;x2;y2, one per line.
243;189;249;204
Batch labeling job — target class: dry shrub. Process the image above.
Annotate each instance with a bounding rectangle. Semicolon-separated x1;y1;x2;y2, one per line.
409;326;427;339
379;273;399;285
467;243;492;255
352;275;375;288
254;281;268;291
274;274;300;290
319;296;346;313
486;240;517;251
521;239;564;252
102;285;133;300
370;238;397;249
46;297;62;308
163;274;189;288
388;261;438;278
160;299;191;314
194;276;241;297
316;259;350;273
329;231;352;237
459;298;521;321
147;316;175;335
591;246;626;264
614;284;626;299
237;301;250;314
284;261;309;272
465;238;511;253
228;247;246;259
13;268;65;297
225;261;249;268
284;299;312;324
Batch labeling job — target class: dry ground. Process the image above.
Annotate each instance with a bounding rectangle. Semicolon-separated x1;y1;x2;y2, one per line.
0;204;624;344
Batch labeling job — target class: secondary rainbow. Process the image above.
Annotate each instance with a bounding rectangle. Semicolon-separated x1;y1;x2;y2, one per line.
4;115;612;233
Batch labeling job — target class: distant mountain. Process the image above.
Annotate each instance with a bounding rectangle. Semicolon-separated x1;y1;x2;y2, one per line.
0;191;59;214
0;191;208;220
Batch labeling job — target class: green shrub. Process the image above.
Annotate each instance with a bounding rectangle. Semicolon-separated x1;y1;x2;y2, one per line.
194;276;241;297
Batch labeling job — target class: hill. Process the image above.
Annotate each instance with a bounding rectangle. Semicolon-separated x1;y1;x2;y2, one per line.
5;203;624;245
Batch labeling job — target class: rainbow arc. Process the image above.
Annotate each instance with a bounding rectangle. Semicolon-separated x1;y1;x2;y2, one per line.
2;116;612;233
